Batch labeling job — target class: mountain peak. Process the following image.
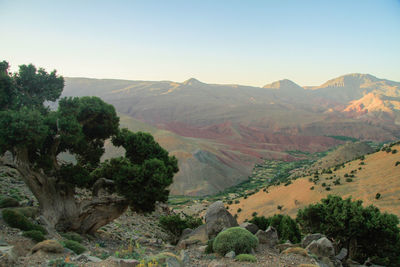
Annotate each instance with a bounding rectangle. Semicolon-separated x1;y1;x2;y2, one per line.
182;78;204;86
263;79;303;90
318;73;379;88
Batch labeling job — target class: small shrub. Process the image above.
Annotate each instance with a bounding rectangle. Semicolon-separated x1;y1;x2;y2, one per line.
375;193;381;200
344;173;349;177
61;232;83;243
23;230;45;242
235;254;257;262
321;183;326;187
159;214;203;239
392;149;398;154
213;227;258;255
227;200;233;205
360;162;365;165
0;196;19;208
395;161;400;166
63;240;87;254
2;208;46;234
282;247;308;257
234;200;240;204
310;186;314;190
277;205;283;211
252;212;258;217
47;258;77;267
237;208;242;213
346;178;353;182
325;186;331;191
333;179;340;185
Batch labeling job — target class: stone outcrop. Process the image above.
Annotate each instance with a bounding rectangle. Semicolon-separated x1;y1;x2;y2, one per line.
239;222;259;234
255;226;279;247
204;201;238;239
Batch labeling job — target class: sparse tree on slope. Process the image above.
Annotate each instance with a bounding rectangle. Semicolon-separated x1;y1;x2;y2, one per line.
0;61;178;234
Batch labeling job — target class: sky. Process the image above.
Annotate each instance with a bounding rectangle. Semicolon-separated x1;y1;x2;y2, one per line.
1;0;400;87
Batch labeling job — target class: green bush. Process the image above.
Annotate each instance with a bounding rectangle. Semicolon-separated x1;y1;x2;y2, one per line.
213;227;258;255
63;240;87;254
61;232;83;243
297;195;400;266
23;230;45;242
395;161;400;166
13;207;39;218
375;193;381;200
159;214;203;239
235;254;257;262
0;196;19;208
2;208;46;234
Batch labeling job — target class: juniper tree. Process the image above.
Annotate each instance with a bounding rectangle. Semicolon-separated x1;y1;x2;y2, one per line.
0;61;178;233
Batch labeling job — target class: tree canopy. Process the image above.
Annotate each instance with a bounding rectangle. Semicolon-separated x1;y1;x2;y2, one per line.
0;61;178;233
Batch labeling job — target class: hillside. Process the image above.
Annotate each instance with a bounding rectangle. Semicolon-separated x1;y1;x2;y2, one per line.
63;74;400;196
228;143;400;222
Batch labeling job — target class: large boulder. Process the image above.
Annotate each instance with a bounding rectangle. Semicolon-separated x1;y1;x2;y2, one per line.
239;222;259;234
255;226;279;247
301;233;325;248
177;224;208;248
205;201;238;239
306;237;335;258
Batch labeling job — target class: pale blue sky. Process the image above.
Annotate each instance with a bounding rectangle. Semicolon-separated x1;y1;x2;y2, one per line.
1;0;399;86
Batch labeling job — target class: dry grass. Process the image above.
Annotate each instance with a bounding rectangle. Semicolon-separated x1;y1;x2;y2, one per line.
282;247;308;257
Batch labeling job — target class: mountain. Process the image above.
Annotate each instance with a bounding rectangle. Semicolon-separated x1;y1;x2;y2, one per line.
63;74;400;195
228;143;400;222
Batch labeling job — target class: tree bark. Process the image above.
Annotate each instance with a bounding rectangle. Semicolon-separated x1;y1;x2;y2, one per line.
13;150;129;234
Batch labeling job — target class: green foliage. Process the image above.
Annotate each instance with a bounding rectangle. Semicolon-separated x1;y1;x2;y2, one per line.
61;232;83;243
62;240;87;254
2;208;46;234
235;254;257;262
375;193;381;200
213;227;258;255
23;230;45;242
159;214;202;238
396;161;400;166
0;195;19;208
296;195;400;266
327;135;359;142
250;214;301;243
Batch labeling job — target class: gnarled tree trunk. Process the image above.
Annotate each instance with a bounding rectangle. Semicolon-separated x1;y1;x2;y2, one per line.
13;151;129;234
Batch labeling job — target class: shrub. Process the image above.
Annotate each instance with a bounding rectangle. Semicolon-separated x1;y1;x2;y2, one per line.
249;216;269;230
2;209;46;234
61;232;83;243
395;161;400;166
375;193;381;200
392;149;398;154
321;183;326;187
310;186;314;190
297;195;400;266
0;196;19;208
237;208;242;213
252;212;258;217
23;230;45;242
234;200;240;204
346;178;353;182
159;214;202;239
213;227;258;255
325;186;331;191
235;254;257;262
63;240;87;254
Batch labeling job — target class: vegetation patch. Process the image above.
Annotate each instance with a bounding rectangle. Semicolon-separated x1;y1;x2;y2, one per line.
235;254;257;262
2;208;46;234
62;240;87;255
213;227;258;255
23;230;45;242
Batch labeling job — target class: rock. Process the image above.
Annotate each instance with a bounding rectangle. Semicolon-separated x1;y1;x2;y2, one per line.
73;253;103;263
306;237;335;258
31;240;64;254
0;245;16;260
224;251;236;259
180;228;193;239
239;222;259;234
208;260;228;267
108;257;140;267
177;224;208;248
180;249;190;266
301;233;325;248
255;226;279;247
205;201;238;239
166;256;182;267
197;245;207;253
335;248;347;261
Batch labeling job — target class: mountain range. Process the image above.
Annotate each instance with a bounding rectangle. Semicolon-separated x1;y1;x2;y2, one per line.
62;73;400;196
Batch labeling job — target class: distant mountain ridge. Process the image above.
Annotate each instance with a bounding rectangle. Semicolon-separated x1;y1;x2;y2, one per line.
63;73;400;195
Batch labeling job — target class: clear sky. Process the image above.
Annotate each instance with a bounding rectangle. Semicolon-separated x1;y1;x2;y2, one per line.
1;0;400;86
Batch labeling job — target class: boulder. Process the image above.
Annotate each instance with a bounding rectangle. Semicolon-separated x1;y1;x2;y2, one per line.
239;222;259;234
335;248;347;261
205;201;238;238
255;226;278;247
177;224;208;248
31;240;64;254
306;237;335;258
224;251;235;259
301;233;325;248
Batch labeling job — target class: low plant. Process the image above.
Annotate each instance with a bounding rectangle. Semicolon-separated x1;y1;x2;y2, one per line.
23;230;45;242
159;213;203;243
235;253;257;262
62;240;87;254
61;232;83;243
47;257;77;267
0;196;19;208
213;227;258;255
2;208;46;234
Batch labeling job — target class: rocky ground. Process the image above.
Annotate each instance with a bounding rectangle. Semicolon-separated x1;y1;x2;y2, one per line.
0;159;364;267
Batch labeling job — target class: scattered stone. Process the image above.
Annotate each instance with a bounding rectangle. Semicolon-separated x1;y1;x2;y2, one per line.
31;240;64;254
306;237;335;258
255;226;279;247
335;248;348;261
301;233;325;248
204;201;238;239
239;222;259;234
208;260;228;267
224;250;236;259
177;224;208;248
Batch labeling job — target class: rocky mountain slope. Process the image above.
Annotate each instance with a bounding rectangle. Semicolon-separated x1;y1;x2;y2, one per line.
228;143;400;222
62;74;400;195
